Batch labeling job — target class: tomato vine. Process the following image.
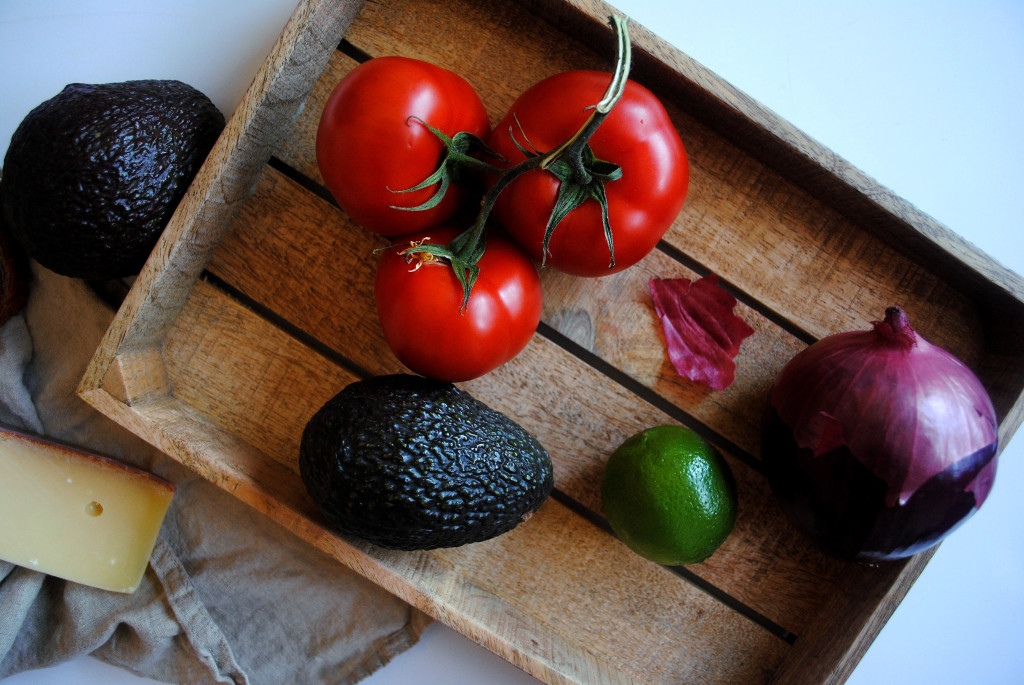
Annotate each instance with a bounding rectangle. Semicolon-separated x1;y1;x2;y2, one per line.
391;14;635;309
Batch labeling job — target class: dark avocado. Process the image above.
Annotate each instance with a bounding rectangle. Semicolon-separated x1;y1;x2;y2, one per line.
0;79;224;279
299;374;554;551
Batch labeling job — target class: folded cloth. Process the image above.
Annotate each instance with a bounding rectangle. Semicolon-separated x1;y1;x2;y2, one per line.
0;264;430;684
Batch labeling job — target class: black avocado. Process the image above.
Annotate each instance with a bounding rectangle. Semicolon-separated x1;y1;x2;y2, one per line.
0;79;224;279
299;374;554;551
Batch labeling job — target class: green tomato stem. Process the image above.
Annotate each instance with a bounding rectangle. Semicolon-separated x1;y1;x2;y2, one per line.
539;14;631;180
455;14;631;263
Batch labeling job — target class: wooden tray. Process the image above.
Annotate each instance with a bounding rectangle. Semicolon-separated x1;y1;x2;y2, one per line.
79;0;1024;682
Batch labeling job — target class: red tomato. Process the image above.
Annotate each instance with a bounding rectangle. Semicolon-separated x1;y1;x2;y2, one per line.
316;57;490;236
487;70;688;276
374;226;543;382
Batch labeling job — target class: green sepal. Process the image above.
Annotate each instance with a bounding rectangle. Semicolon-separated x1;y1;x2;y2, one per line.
508;114;543;159
388;118;501;213
387;227;487;313
506;115;622;267
389;164;453;213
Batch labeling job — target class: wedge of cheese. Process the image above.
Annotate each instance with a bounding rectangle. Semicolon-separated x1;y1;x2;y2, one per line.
0;426;174;593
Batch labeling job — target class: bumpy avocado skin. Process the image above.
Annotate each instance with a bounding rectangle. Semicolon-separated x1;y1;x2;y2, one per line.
300;374;554;551
0;80;224;279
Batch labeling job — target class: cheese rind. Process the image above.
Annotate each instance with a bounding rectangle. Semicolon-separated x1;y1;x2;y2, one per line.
0;426;174;593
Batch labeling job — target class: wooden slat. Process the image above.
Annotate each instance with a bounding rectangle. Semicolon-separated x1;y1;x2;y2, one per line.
155;279;790;683
206;166;848;635
161;278;353;465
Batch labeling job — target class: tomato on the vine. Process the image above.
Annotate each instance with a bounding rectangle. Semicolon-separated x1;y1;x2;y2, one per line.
316;57;490;237
374;225;543;382
487;70;688;277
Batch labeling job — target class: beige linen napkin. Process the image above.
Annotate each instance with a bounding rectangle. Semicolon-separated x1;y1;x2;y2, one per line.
0;264;430;683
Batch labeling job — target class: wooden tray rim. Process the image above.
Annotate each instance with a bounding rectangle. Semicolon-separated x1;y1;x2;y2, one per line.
77;0;1024;683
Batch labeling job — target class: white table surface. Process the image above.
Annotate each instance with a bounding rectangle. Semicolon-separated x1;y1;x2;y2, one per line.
2;1;1022;683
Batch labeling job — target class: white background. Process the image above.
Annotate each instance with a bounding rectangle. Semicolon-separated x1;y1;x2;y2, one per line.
2;1;1022;684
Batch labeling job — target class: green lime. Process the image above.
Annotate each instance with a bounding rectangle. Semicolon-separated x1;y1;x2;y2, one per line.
601;425;737;565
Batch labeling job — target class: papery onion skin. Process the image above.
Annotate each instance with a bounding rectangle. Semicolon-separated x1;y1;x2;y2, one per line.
761;306;999;562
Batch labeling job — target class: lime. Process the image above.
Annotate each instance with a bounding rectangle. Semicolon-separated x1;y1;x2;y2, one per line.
601;425;737;565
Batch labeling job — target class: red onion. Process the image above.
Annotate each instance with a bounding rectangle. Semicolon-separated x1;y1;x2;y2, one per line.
761;306;999;561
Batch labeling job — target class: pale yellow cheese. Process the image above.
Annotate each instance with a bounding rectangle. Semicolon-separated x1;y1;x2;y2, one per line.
0;427;174;593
